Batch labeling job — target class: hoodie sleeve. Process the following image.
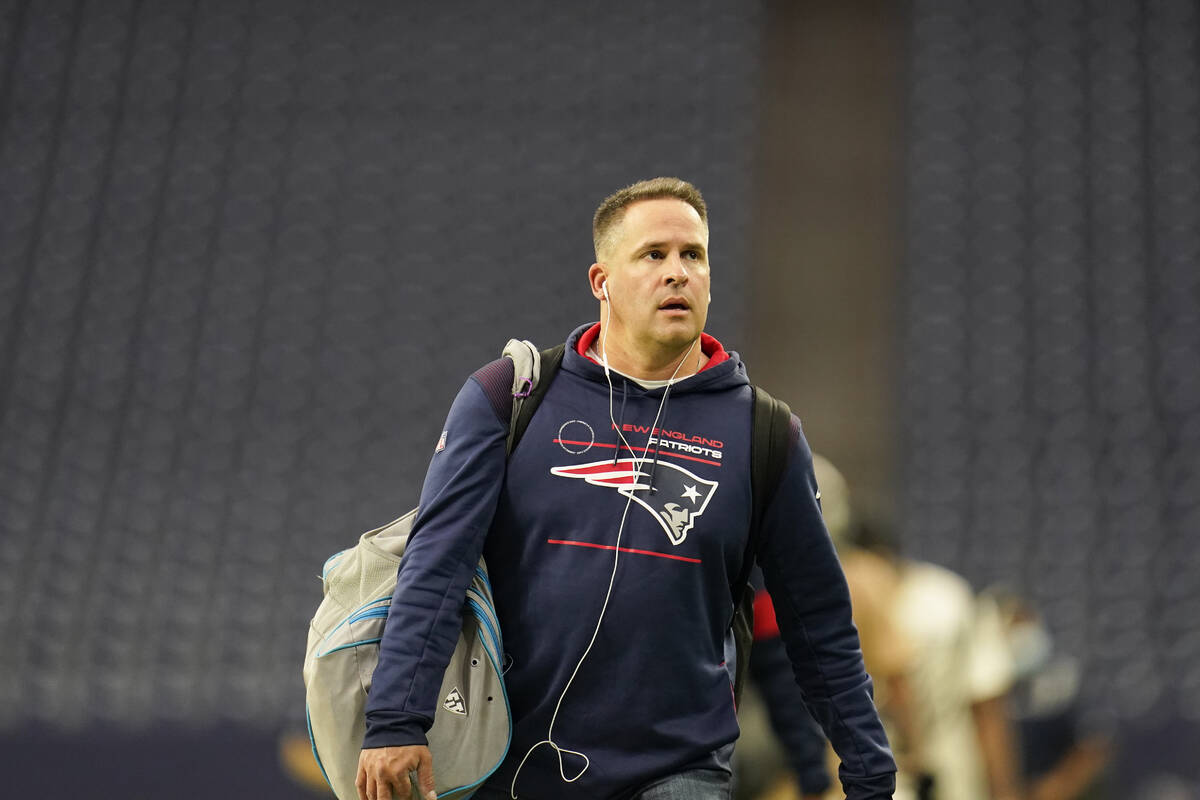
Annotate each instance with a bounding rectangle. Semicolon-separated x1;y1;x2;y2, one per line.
757;417;897;800
363;375;509;748
749;605;834;794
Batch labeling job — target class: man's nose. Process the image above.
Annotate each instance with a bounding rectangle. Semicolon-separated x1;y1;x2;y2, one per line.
664;256;690;285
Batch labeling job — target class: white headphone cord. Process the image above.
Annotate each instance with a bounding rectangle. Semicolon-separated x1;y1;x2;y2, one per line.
510;302;698;798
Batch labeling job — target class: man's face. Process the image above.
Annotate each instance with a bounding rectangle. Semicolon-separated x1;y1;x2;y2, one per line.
595;197;711;356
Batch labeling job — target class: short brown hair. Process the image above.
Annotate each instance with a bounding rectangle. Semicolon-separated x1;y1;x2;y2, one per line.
592;177;708;260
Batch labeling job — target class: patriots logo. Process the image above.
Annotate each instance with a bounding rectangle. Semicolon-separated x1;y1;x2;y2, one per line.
550;458;718;545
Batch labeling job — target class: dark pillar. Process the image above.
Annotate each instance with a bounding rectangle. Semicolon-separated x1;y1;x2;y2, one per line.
748;0;906;521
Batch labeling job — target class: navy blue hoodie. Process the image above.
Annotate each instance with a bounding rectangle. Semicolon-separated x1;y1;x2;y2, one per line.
364;324;896;799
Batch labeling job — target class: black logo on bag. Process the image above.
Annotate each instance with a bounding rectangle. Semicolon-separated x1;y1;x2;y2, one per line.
443;687;467;716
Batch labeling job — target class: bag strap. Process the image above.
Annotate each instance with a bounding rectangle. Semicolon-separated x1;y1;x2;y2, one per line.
475;340;566;455
510;344;565;454
729;385;793;616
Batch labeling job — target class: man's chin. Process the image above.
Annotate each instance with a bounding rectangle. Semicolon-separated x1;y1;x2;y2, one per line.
649;328;703;354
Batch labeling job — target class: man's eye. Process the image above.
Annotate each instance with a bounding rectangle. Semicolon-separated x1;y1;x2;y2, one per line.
684;250;700;260
647;250;664;260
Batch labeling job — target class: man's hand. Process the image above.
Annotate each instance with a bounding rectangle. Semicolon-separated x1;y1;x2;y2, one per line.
356;745;437;800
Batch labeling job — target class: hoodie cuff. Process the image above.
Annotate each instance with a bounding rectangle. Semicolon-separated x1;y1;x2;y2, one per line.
841;768;897;800
362;715;430;749
795;763;833;796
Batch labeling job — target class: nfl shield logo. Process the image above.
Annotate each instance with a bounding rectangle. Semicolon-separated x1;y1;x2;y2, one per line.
436;430;448;453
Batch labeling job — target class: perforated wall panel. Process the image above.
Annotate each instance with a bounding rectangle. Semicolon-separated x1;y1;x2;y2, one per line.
903;0;1200;725
0;0;764;729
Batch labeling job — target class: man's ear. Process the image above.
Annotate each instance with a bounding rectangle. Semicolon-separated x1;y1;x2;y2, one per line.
588;262;607;301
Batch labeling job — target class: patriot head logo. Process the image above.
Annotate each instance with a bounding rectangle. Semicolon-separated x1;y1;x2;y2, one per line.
550;458;718;545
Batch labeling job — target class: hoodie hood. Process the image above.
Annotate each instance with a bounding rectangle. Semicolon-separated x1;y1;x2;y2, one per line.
561;322;750;396
559;323;751;499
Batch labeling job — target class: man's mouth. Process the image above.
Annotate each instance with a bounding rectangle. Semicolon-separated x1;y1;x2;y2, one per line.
659;298;691;312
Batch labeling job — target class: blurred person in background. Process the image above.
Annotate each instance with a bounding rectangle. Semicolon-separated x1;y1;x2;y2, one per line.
992;589;1111;800
732;565;835;800
747;452;1026;800
811;457;923;798
815;457;926;800
736;455;921;800
857;523;1025;800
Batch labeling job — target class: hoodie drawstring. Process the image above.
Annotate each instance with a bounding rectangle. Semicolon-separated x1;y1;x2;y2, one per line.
645;383;671;493
611;379;628;464
607;378;672;492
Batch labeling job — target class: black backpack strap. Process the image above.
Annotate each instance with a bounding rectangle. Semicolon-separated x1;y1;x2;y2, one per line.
728;384;792;705
509;344;565;454
731;385;793;612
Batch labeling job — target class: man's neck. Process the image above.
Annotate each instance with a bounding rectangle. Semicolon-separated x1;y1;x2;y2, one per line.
596;334;709;382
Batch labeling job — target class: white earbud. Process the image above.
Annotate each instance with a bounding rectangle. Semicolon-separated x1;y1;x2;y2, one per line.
602;280;609;302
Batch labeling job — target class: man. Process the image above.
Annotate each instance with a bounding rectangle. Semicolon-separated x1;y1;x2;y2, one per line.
853;521;1023;800
891;561;1021;800
357;178;896;799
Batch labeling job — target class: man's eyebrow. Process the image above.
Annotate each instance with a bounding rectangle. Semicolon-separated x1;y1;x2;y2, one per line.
636;240;708;253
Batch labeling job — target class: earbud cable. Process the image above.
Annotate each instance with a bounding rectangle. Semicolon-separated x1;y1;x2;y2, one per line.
510;300;698;798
